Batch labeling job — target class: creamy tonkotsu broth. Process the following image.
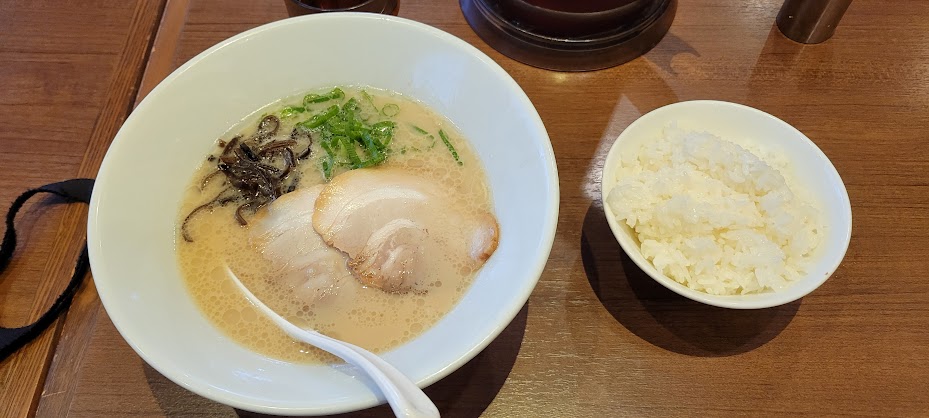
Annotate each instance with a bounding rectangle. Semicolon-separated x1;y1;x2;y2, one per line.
176;86;495;363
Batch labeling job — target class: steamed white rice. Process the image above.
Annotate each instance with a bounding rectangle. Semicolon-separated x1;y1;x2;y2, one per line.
606;126;822;295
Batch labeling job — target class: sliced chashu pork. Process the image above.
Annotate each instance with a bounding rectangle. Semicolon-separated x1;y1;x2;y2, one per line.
312;168;499;293
249;184;355;305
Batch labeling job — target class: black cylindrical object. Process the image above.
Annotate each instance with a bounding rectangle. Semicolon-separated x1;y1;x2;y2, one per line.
776;0;852;44
461;0;677;71
284;0;399;17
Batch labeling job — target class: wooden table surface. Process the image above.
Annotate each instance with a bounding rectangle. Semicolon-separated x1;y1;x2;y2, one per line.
2;0;928;416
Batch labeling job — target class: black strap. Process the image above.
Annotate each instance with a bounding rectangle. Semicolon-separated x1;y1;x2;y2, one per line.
0;179;94;362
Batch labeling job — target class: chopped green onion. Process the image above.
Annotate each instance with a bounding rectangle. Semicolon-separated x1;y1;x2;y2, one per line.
381;103;400;117
303;88;345;107
322;156;333;180
320;140;336;158
342;97;360;114
369;121;394;146
354;90;376;121
361;132;385;154
411;125;429;135
327;118;350;135
439;129;463;166
361;90;377;108
280;106;305;119
359;153;386;168
347;129;368;140
371;134;387;150
341;136;363;168
296;90;399;178
298;105;339;129
372;120;396;131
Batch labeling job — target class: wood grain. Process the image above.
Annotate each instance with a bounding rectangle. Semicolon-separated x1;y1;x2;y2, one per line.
1;0;928;416
0;1;165;417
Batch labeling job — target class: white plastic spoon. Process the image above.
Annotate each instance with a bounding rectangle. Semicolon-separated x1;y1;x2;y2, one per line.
224;266;440;418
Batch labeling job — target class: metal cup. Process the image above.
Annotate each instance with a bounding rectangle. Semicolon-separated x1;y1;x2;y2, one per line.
776;0;852;44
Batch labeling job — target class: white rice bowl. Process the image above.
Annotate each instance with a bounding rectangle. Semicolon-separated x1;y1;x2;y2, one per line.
601;100;852;309
606;125;822;295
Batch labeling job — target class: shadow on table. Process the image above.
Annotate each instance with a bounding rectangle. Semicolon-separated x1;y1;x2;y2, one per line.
580;202;800;357
143;362;237;417
234;303;529;418
645;31;700;76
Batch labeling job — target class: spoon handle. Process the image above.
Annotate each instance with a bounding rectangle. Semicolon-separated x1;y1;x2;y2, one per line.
303;331;440;418
224;267;439;418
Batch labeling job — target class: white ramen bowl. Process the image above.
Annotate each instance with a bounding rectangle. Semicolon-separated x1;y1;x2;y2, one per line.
88;14;558;416
601;100;851;309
